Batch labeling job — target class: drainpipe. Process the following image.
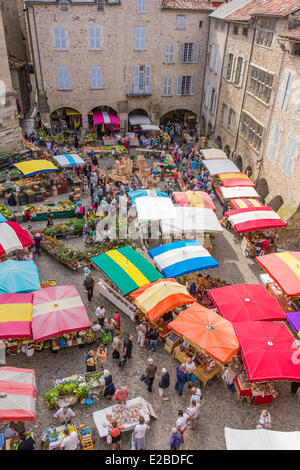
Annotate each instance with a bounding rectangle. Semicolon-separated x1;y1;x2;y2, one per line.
255;43;287;187
199;15;211;135
24;6;40;98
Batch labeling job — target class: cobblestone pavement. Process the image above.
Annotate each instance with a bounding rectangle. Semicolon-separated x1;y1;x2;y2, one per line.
4;158;300;450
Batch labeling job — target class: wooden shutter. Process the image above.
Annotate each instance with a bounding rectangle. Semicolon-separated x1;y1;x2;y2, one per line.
212;90;217;114
163;77;168;96
282;134;299;175
165;44;174;63
209;44;215;70
167;77;172;96
135;28;140;50
63;67;70;90
179;43;185;63
89;27;95;49
95;27;101;50
54;26;66;50
223;53;229;79
230;56;237;83
145;65;151;93
192;43;199;63
54;27;60;49
60;27;67;50
278;70;295;110
134;65;140;93
238;59;246;87
176;76;182;96
268;124;281;162
136;27;146;50
214;47;219;74
91;66;103;89
138;0;146;13
205;84;210;108
57;67;64;89
190;76;196;96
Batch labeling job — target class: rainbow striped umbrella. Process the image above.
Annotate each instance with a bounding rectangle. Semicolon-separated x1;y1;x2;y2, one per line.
256;252;300;297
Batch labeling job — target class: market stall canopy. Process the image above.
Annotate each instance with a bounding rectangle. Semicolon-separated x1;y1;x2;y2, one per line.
130;278;196;322
128;189;169;208
221;186;259;199
0;214;7;223
93;112;120;126
168;303;239;365
53;154;85;168
218;173;255;188
92;246;163;296
233;320;300;382
0;260;40;295
208;284;286;323
224;428;300;451
148;240;218;279
173;191;216;211
0;222;33;255
286;311;300;335
13;160;58;177
135;196;177;221
0;367;36;422
230;198;264;210
224;207;287;233
160;207;223;236
256;251;300;297
0;293;33;339
203;159;240;175
129;115;151;126
32;285;91;342
140;124;160;131
200;148;228;160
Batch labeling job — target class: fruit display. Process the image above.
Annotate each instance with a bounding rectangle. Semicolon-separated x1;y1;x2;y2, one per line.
43;219;85;237
0;205;13;219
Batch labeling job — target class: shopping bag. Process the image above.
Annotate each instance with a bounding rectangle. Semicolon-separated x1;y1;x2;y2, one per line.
102;331;110;345
106;434;112;445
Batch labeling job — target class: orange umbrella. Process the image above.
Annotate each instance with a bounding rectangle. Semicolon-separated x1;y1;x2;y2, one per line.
168;303;239;364
130;278;196;322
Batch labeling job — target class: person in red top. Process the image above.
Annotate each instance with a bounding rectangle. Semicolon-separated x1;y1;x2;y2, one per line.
109;420;125;450
113;311;121;330
24;209;32;230
173;169;179;182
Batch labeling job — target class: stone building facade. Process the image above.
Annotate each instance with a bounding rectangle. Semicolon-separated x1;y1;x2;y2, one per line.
24;0;213;133
212;0;300;247
0;5;24;153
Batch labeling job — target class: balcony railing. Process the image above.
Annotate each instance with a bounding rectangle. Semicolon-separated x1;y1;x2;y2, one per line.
126;86;152;97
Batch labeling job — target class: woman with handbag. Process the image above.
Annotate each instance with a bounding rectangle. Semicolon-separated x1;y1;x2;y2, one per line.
108;420;125;450
85;350;97;372
132;416;149;451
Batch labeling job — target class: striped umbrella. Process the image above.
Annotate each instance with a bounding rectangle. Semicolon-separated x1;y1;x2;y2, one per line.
92;246;163;295
130;278;196;322
0;367;36;422
148;240;218;278
224;207;287;233
218;173;255;187
0;222;33;255
256;251;300;297
230;198;264;210
0;293;33;339
173;191;216;211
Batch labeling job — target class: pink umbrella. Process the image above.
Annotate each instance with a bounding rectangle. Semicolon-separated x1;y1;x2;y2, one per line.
32;286;91;342
0;367;36;422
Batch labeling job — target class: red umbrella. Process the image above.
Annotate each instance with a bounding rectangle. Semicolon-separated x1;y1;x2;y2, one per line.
208;284;286;323
233;321;300;382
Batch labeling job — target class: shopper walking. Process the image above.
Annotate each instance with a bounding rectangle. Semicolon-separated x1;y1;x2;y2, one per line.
144;357;157;393
186;400;200;430
84;274;95;302
95;304;106;327
169;428;181;450
137;321;147;347
175;363;187;397
123;334;133;359
148;328;159;353
158;367;170;400
104;316;116;342
176;410;188;444
112;331;122;359
109;420;124;450
132;416;149;450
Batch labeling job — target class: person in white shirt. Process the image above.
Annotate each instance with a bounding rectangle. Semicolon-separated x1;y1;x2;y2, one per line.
132;415;149;450
176;410;188;444
257;410;271;429
95;304;106;327
186;400;200;430
185;357;197;387
54;406;75;424
60;429;79;450
190;386;202;405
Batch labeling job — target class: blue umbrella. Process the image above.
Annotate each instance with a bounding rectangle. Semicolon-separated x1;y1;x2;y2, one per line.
0;260;41;294
128;190;169;207
0;214;7;223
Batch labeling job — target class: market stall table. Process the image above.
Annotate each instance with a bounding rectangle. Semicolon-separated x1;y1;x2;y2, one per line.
93;397;156;439
44;423;77;450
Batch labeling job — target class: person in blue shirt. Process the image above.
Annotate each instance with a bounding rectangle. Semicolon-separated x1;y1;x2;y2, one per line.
175;364;187;397
191;160;197;170
169;428;181;450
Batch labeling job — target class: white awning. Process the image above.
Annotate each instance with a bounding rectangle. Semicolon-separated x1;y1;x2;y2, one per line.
136;196;176;221
221;186;259;199
160;207;223;236
200;148;228;160
225;427;300;450
140;124;160;131
204;159;240;175
129;115;151;126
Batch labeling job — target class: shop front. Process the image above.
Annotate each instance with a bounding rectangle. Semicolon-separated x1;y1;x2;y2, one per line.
51;107;82;134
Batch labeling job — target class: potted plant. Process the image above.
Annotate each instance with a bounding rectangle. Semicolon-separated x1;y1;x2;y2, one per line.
58;336;66;348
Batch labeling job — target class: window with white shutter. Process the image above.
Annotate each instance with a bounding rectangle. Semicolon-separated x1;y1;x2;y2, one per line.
190;76;196;96
230;56;237;83
138;0;146;13
91;66;103;89
164;44;174;64
135;27;146;50
223;54;229;79
222;103;228;125
57;66;70;90
209;44;215;71
177;15;185;29
145;65;151;94
295;99;300;120
192;43;199;63
162;76;172;96
214;47;219;74
205;84;211;108
267;124;281;162
281;134;299;175
176;76;182;96
54;26;67;50
228;109;236;131
179;43;185;63
89;27;101;50
134;65;140;93
278;69;295;111
210;89;216;114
